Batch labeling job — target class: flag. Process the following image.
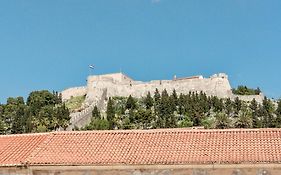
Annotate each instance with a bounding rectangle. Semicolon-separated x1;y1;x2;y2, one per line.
89;65;95;69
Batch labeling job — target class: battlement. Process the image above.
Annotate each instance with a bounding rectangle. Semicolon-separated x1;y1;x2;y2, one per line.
87;72;133;84
173;75;203;81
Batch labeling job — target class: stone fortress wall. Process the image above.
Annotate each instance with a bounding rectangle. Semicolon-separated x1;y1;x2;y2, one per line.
85;73;231;102
83;72;263;104
61;86;87;101
61;72;264;129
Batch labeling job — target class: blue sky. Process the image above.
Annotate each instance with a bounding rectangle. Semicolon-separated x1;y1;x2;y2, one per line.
0;0;281;103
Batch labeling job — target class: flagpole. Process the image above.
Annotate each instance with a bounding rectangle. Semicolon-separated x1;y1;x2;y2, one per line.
89;65;95;75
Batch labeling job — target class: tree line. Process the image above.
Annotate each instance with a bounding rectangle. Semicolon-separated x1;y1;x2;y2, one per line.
1;88;280;133
0;90;70;134
84;89;281;130
232;85;261;95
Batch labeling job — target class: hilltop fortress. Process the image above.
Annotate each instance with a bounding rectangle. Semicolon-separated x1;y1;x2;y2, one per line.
61;72;264;129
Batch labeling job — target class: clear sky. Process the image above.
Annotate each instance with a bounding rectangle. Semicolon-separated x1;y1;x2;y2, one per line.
0;0;281;103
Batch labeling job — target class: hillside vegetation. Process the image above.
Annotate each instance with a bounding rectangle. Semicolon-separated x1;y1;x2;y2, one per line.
1;88;281;135
65;95;86;112
0;90;70;134
83;89;281;130
232;86;261;95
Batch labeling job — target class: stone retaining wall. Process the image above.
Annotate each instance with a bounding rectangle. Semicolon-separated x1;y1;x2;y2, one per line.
1;165;279;175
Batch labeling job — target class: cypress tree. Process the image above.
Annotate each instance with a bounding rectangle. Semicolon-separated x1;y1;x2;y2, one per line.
92;105;101;120
106;97;115;129
144;92;153;109
233;97;242;118
172;89;178;106
249;98;259;128
126;95;136;110
262;97;275;128
160;89;170;127
224;98;233;116
178;93;185;115
154;88;161;116
275;99;281;128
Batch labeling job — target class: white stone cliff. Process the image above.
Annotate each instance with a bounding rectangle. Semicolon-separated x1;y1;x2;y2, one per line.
62;72;264;130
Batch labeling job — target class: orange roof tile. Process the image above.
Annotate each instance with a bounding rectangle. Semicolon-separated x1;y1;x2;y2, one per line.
0;133;48;166
1;128;281;166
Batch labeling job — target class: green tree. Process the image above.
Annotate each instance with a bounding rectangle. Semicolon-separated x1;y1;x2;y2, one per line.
261;97;275;128
38;105;54;131
135;109;153;129
199;91;209;114
232;86;259;95
233;97;242;118
169;96;176;114
235;104;252;128
144;92;154;109
86;106;109;130
0;105;7;134
214;113;230;129
159;89;171;127
92;105;101;119
178;93;185;115
172;89;178;106
179;114;193;128
255;87;261;95
87;119;110;130
249;98;260;128
154;88;161;115
126;95;137;110
122;116;133;130
275;99;281;128
54;103;70;130
3;97;26;134
106;97;115;129
224;98;233;116
211;96;224;112
27;90;57;115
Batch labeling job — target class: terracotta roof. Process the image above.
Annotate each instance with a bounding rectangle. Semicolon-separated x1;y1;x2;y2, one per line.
0;133;48;166
1;128;281;166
